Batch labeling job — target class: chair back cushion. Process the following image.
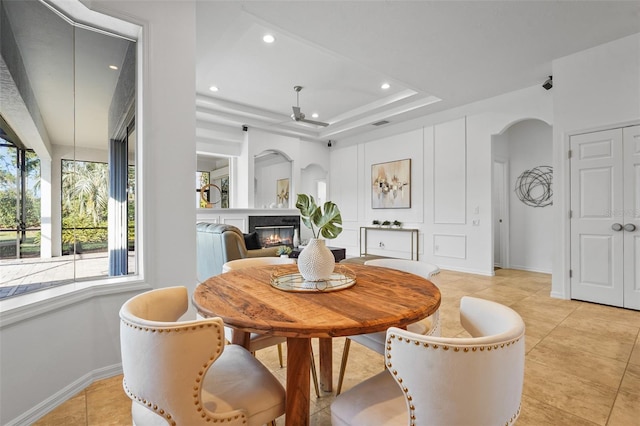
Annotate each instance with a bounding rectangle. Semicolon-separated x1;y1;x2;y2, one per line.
385;296;525;425
222;257;296;272
120;286;232;425
364;258;439;278
197;223;248;280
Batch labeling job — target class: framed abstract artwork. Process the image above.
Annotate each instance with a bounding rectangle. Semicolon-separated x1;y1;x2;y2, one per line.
371;159;411;209
276;178;290;205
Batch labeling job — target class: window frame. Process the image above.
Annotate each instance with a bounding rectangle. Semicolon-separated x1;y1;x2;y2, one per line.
0;0;146;321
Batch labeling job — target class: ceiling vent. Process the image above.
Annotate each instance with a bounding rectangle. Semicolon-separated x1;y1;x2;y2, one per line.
372;120;390;126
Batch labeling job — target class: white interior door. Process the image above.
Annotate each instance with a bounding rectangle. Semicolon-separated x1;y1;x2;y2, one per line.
493;159;509;268
623;125;640;309
570;129;625;307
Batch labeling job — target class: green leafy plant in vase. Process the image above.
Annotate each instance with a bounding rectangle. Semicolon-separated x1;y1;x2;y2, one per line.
295;194;343;281
276;246;292;257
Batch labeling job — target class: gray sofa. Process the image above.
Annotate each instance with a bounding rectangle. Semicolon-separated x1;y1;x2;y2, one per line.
196;223;282;281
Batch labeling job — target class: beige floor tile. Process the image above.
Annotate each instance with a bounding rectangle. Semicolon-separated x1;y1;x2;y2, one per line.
437;277;493;293
86;375;131;425
519;311;561;340
468;286;531;307
546;324;634;364
561;312;639;343
310;406;332;425
607;388;640;426
527;339;627;389
517;394;599;426
629;335;640;366
32;392;87;426
619;362;640;394
511;296;579;325
523;359;617;425
574;302;640;328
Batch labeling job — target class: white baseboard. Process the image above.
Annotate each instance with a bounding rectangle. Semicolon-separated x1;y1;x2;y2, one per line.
6;363;123;426
508;264;552;274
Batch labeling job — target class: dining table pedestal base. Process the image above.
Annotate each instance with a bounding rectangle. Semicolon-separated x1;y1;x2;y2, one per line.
286;337;311;426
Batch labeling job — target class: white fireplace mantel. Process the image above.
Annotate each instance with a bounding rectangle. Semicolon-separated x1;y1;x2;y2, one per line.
196;208;301;233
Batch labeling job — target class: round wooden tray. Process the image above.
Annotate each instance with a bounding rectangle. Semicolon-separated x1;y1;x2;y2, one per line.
270;265;356;292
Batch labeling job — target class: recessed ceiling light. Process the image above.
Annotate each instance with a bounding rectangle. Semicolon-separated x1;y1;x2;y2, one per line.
209;86;219;92
381;83;390;90
109;65;118;70
312;113;319;119
263;34;275;44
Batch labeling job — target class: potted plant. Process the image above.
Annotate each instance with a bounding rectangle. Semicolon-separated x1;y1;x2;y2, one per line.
372;219;381;227
295;194;343;281
393;220;402;228
276;246;293;258
382;220;391;228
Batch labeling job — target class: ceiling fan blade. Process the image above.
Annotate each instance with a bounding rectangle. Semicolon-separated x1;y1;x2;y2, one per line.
300;118;330;127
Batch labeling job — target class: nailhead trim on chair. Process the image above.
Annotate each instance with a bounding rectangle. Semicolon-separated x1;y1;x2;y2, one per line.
386;333;523;426
121;320;248;424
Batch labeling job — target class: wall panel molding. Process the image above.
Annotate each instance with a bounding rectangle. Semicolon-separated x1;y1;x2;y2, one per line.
434;117;467;224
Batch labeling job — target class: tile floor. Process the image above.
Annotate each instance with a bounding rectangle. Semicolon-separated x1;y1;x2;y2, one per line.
33;269;640;425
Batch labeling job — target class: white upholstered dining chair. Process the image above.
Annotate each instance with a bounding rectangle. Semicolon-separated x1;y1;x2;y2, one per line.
331;296;526;425
336;258;441;395
222;256;296;273
221;256;320;398
119;286;286;426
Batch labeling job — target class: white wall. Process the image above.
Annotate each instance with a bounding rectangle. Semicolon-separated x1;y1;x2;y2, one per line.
243;128;330;210
504;120;553;273
0;1;197;424
551;32;640;298
332;86;552;275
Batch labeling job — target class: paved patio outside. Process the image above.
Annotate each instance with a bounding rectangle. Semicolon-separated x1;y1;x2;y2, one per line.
0;252;137;299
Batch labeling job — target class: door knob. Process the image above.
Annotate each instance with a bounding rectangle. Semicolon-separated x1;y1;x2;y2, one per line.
611;223;623;232
624;223;637;232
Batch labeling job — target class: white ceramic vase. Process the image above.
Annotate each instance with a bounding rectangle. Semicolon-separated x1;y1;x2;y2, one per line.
297;238;335;281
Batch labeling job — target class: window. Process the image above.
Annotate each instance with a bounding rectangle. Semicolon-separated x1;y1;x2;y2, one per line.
0;0;138;300
0;141;41;260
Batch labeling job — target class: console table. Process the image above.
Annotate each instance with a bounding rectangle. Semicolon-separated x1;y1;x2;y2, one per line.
360;226;419;260
290;246;346;263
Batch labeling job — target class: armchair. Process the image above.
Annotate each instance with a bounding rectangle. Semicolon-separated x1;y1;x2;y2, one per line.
196;223;284;281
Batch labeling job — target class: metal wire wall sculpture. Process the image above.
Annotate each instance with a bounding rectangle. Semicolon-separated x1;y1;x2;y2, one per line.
514;165;553;207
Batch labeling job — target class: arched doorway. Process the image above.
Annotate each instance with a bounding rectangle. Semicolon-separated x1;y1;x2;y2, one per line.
491;119;553;273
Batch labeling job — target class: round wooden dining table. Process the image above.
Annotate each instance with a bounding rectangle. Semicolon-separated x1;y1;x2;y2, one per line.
192;262;441;426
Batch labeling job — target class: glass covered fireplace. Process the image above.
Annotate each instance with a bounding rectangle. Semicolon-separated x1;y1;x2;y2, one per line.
255;226;294;248
249;215;300;248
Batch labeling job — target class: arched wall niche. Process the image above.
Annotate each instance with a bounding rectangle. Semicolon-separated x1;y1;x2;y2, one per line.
495;117;552;136
299;163;327;205
254;149;292;208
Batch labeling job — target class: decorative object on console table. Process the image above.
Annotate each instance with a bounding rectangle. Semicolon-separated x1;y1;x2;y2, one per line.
276;246;292;258
295;193;343;281
371;158;411;209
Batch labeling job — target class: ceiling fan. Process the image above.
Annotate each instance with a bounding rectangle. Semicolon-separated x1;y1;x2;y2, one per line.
291;86;329;127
